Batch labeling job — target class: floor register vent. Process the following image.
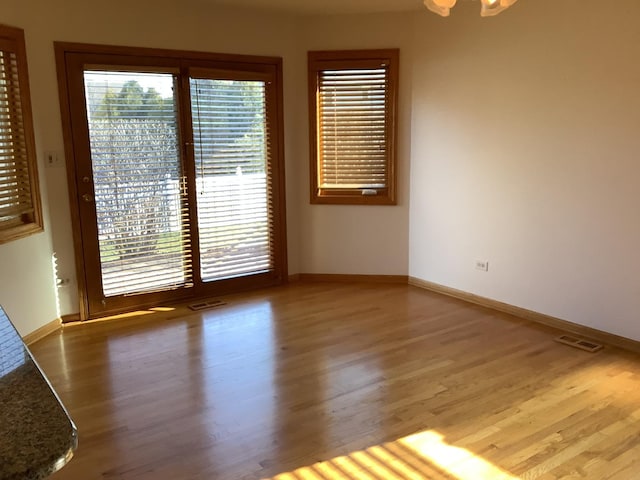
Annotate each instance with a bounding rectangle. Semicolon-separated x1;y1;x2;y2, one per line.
188;299;227;311
554;335;603;353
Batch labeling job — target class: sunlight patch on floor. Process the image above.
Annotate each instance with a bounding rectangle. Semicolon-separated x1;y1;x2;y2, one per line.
63;306;177;326
402;430;520;479
265;429;520;480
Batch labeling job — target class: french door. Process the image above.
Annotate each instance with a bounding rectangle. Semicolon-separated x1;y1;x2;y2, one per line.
57;45;287;319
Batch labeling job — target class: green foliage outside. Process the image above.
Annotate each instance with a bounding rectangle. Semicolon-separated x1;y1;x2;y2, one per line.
89;78;267;263
90;80;180;261
94;81;174;119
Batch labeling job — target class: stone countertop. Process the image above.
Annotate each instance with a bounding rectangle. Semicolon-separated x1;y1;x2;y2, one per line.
0;307;77;480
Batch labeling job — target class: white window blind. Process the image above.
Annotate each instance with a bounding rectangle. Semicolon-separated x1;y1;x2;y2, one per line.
84;71;192;297
318;67;388;190
190;77;273;282
0;31;41;241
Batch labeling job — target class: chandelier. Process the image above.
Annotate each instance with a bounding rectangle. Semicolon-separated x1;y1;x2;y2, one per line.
424;0;518;17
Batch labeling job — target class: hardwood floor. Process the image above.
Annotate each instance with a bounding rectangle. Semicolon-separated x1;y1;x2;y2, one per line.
30;282;640;479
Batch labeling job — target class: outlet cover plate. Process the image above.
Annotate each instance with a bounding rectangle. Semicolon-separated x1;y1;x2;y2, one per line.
475;260;489;272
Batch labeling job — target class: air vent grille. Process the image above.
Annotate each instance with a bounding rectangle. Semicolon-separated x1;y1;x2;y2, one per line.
555;335;603;353
188;299;226;311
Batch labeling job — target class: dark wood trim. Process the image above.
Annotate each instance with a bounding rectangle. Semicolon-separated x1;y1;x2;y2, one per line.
54;42;282;67
55;43;90;320
387;50;399;207
178;64;200;296
61;313;81;324
307;49;399;206
307;53;318;205
272;57;289;284
409;276;640;355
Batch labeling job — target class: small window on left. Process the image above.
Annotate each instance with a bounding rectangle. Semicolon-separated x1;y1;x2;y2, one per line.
0;24;42;244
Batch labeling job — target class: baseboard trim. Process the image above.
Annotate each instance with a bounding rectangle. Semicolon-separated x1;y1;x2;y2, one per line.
61;313;81;324
299;273;409;284
23;278;640;353
409;276;640;355
23;318;62;346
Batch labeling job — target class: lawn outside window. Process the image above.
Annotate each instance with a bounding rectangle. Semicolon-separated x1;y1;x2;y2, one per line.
308;49;398;205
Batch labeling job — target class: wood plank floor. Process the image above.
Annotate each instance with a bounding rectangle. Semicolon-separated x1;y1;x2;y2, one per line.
30;282;640;479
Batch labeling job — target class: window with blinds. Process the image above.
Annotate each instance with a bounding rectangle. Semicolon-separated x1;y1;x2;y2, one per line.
308;49;398;205
0;25;42;244
57;44;287;318
190;77;273;282
84;71;192;297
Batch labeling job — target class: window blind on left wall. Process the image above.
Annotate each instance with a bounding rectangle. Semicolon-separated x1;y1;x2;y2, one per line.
0;27;42;243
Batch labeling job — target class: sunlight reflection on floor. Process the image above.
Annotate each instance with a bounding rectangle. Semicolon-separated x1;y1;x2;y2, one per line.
266;430;520;480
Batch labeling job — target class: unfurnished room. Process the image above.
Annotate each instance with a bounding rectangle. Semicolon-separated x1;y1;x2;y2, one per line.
1;0;640;478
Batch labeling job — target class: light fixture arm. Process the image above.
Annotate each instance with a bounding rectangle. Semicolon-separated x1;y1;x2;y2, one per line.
424;0;518;17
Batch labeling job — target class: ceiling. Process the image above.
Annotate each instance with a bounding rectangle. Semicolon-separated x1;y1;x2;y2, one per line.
198;0;425;15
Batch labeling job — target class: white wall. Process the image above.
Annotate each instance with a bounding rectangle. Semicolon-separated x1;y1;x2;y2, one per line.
409;0;640;341
298;13;412;275
0;1;59;336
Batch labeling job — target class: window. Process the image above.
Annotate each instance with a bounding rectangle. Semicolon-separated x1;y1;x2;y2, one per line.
0;25;42;243
308;49;399;205
57;44;287;319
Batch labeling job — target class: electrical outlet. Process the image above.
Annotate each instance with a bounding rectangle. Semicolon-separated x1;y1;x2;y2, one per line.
475;260;489;272
44;151;62;168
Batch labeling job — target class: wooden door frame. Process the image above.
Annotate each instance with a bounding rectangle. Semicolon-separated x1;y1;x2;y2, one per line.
55;42;288;321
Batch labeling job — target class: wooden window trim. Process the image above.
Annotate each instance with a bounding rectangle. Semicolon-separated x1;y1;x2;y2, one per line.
0;24;43;244
55;43;288;320
308;49;399;206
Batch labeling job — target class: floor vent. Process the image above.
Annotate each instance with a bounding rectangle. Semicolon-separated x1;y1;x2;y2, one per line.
554;335;603;353
188;299;226;311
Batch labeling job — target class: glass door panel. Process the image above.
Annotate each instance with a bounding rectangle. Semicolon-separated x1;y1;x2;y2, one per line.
190;78;272;282
84;71;192;297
